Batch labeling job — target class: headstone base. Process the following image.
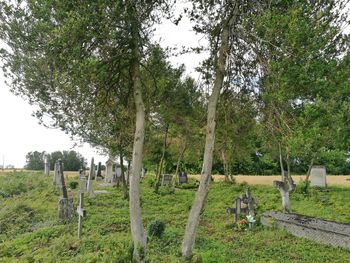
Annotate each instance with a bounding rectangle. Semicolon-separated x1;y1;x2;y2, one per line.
58;198;74;222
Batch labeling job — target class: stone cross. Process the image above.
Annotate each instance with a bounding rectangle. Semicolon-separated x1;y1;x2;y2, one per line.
227;188;256;223
77;175;87;238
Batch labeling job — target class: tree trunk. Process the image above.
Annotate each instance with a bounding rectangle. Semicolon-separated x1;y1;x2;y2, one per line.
304;154;316;192
126;159;131;185
279;143;285;179
175;141;187;184
155;124;169;193
274;144;295;213
129;12;146;261
119;151;128;200
181;13;234;258
221;149;229;182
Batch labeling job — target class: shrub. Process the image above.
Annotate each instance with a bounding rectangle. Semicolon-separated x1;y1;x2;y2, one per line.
69;181;78;189
148;220;165;238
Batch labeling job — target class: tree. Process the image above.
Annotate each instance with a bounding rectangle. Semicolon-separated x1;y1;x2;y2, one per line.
0;1;173;261
181;0;261;257
25;151;44;170
250;0;350;205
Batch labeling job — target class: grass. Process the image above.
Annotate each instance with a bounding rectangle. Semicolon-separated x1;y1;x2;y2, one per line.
0;172;349;262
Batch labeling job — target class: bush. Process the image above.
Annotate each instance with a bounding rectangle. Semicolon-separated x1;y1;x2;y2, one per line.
148;220;165;238
69;181;78;189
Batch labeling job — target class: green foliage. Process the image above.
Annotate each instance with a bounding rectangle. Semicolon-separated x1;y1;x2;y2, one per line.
24;151;45;170
148;220;166;238
68;181;78;190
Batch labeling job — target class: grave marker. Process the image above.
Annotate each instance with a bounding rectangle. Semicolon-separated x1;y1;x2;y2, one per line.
77;176;87;238
96;162;102;180
53;160;62;188
87;159;95;197
309;166;327;187
178;172;188;183
227;188;256;223
44;154;50;176
105;159;115;183
57;159;74;222
162;174;173;186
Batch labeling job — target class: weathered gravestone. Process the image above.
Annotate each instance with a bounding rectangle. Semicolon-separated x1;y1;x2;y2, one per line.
261;211;350;250
105;159;115;183
53;160;62;188
96;162;102;180
44;154;50;176
178;172;188;184
115;167;122;186
162;174;173;186
226;188;256;223
309;165;327;187
86;161;95;198
57;159;74;222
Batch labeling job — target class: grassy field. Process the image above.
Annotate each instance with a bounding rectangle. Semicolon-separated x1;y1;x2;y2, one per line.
2;170;350;186
0;171;349;262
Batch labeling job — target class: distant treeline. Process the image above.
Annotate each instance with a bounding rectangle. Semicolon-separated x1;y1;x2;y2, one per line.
143;148;350;176
25;151;84;171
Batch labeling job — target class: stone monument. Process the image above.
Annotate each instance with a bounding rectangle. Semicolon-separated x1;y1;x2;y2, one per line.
309;166;327;187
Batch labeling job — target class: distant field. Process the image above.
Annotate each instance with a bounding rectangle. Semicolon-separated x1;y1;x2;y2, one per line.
1;170;349;187
191;175;350;187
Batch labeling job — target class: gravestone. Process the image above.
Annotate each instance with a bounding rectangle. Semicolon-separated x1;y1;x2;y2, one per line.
79;170;87;193
96;162;102;180
57;159;74;222
87;160;95;198
309;166;327;187
105;159;115;183
89;157;96;180
226;188;256;223
162;174;173;186
178;172;188;183
77;176;87;238
44;155;50;176
115;167;122;185
53;160;62;188
261;211;350;250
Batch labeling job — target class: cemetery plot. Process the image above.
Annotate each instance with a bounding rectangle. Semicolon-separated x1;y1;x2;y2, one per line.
261;211;350;250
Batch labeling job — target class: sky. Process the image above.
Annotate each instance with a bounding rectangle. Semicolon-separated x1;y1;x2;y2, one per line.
0;3;204;168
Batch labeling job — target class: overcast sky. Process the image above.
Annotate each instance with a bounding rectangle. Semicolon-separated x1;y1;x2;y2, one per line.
0;4;204;168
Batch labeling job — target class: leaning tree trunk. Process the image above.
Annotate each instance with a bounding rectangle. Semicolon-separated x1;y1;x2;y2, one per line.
181;14;234;258
155;124;169;193
274;144;295;213
129;18;146;262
